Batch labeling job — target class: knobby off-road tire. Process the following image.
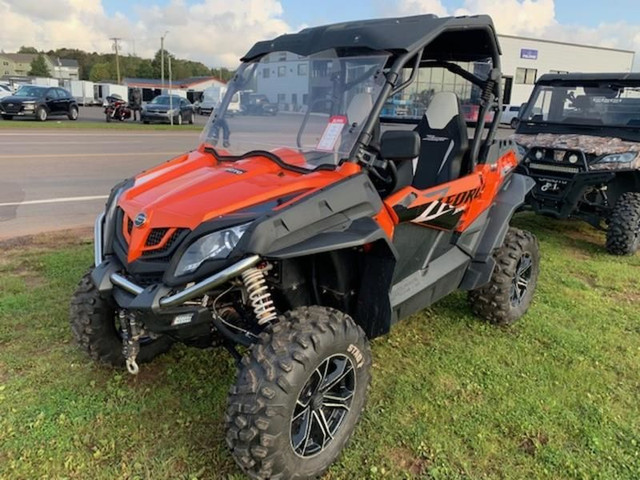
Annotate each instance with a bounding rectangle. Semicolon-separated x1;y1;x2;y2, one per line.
226;306;372;480
469;228;540;325
606;192;640;255
69;272;173;367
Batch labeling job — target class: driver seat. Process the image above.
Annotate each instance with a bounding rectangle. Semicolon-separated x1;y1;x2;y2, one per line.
412;92;468;190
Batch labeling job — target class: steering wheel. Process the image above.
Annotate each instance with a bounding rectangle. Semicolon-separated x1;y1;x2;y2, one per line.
368;157;398;194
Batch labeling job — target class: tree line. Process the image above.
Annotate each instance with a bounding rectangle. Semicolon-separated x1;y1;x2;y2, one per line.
17;46;235;83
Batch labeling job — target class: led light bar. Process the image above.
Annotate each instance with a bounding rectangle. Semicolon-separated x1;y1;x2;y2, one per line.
528;162;580;174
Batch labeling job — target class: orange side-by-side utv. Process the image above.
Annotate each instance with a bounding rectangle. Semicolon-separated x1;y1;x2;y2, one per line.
71;14;540;479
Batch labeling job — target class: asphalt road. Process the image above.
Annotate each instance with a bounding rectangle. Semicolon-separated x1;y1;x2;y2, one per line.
0;121;514;239
0;129;201;238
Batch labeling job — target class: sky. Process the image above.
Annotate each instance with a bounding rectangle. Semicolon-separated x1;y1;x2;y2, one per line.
1;0;639;69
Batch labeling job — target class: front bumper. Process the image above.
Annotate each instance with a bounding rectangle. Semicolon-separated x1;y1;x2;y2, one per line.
92;214;260;325
0;108;36;117
141;111;174;122
517;163;616;219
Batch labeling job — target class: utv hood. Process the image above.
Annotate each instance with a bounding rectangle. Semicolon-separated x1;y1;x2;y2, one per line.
117;150;353;262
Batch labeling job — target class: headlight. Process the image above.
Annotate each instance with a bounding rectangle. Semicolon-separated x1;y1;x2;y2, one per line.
23;103;35;110
597;152;637;164
515;143;528;160
175;223;251;276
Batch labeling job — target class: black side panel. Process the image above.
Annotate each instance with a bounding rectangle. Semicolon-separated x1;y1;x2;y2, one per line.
391;223;452;284
269;217;397;259
391;246;470;322
459;173;534;290
243;173;387;256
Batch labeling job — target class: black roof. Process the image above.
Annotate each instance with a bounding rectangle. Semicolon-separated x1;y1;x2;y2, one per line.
242;14;500;63
538;72;640;83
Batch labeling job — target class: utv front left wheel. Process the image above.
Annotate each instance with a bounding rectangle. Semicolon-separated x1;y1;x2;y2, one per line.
226;306;371;480
69;272;173;367
469;228;540;325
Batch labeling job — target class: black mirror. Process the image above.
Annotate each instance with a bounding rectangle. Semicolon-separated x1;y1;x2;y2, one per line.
380;130;420;161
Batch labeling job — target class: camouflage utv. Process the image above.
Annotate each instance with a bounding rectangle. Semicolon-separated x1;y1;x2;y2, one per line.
515;73;640;255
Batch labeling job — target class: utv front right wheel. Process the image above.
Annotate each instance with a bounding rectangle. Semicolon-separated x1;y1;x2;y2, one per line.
226;306;371;480
606;192;640;255
469;228;540;325
69;272;173;367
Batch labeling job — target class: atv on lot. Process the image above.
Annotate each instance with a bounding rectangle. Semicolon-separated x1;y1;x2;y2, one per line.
514;73;640;255
71;14;539;480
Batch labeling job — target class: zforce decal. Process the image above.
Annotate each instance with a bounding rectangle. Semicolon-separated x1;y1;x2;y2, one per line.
393;186;482;230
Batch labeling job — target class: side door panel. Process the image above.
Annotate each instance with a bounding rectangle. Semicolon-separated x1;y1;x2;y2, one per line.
45;88;57;113
383;148;520;320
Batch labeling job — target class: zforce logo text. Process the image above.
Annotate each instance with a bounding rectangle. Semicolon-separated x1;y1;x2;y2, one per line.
439;186;482;207
412;186;482;227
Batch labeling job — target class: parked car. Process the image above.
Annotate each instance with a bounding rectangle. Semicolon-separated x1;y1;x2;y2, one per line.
0;84;13;100
241;93;278;115
0;85;79;121
501;104;522;128
141;95;194;125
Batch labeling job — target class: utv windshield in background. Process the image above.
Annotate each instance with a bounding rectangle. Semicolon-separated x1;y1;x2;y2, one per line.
521;82;640;128
201;49;389;170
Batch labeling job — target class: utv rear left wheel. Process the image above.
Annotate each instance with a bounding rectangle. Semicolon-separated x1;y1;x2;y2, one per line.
226;306;371;480
469;228;540;325
606;192;640;255
69;271;173;367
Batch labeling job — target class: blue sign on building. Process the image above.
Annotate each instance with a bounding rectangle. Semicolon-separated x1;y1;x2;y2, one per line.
520;48;538;60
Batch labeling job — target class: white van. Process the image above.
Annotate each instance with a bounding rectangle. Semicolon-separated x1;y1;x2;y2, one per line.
198;87;240;116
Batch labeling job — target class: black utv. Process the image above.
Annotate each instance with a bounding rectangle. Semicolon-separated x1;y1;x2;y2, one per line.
514;73;640;254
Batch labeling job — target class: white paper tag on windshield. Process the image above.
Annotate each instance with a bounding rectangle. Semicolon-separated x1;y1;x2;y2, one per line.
316;116;347;152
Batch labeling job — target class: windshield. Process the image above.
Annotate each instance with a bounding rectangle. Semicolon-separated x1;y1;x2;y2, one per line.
15;86;46;97
521;82;640;128
201;49;390;170
150;95;182;105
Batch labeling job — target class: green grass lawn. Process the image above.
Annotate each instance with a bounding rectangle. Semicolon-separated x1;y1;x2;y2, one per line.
0;119;201;131
0;215;638;480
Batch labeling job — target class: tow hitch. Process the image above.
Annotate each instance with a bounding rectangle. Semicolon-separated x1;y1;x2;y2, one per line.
118;310;141;375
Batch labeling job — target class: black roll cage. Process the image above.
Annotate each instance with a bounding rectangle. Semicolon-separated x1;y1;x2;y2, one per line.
355;26;502;171
212;23;502;173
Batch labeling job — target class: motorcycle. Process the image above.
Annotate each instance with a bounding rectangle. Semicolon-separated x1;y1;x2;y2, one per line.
104;94;132;122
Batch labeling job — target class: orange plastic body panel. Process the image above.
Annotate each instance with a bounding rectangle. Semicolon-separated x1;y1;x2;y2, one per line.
385;149;519;231
119;149;363;263
119;142;517;264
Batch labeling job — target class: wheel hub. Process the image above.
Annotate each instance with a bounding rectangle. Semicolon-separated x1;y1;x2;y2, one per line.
290;354;356;458
510;252;533;307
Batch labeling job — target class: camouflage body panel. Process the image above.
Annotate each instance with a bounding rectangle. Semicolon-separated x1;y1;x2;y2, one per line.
513;133;640;171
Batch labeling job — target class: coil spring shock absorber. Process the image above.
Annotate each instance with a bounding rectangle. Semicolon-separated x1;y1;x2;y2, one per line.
241;267;277;325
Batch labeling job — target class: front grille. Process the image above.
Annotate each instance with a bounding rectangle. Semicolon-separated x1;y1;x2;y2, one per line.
146;228;169;247
3;104;20;114
142;228;187;257
529;162;581;174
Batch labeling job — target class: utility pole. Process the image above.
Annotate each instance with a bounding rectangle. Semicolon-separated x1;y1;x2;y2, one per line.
161;31;169;90
168;55;173;126
110;37;121;83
